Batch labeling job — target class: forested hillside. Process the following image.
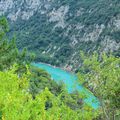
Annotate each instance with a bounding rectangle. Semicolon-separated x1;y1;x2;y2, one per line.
0;17;98;120
0;0;120;119
0;17;120;120
0;0;120;69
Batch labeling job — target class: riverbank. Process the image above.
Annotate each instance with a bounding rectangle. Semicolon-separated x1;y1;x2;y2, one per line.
34;62;75;74
33;62;100;109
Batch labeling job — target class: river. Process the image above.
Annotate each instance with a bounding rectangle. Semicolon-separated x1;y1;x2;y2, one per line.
32;62;99;109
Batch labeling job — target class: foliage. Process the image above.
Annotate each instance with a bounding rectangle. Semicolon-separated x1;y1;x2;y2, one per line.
0;17;99;119
1;8;120;119
7;0;120;67
0;67;99;120
0;17;91;114
0;17;32;72
29;66;64;98
78;52;120;119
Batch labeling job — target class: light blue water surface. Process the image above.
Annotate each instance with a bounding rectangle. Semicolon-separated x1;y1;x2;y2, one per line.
33;63;99;109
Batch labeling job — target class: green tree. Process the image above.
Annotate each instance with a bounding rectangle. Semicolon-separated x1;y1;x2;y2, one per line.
0;17;99;120
0;17;35;74
78;52;120;119
29;66;63;98
0;66;98;120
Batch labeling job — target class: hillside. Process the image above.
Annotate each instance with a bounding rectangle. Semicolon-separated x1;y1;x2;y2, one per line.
0;0;120;69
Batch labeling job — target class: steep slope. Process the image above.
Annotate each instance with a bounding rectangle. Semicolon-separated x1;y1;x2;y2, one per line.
0;0;120;70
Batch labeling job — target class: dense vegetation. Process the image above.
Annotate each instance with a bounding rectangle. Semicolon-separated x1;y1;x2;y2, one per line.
0;67;99;120
78;52;120;119
0;17;120;119
7;0;120;68
0;17;98;120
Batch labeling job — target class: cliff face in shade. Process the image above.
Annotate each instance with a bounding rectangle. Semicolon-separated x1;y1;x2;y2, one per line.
0;0;120;69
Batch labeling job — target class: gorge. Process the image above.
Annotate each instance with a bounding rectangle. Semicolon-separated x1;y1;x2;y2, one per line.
33;62;99;109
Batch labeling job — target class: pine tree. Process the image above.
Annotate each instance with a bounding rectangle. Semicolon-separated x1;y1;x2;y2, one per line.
0;17;30;72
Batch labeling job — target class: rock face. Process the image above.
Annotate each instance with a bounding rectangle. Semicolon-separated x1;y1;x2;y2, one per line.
0;0;120;69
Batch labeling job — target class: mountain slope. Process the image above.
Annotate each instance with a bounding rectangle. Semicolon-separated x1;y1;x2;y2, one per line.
0;0;120;69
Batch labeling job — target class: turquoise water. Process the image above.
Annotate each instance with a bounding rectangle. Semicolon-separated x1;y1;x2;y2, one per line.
33;63;99;109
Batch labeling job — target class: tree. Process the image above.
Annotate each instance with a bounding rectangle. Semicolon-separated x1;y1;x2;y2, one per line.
29;66;63;98
0;17;99;120
0;17;33;73
0;66;98;120
78;52;120;119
